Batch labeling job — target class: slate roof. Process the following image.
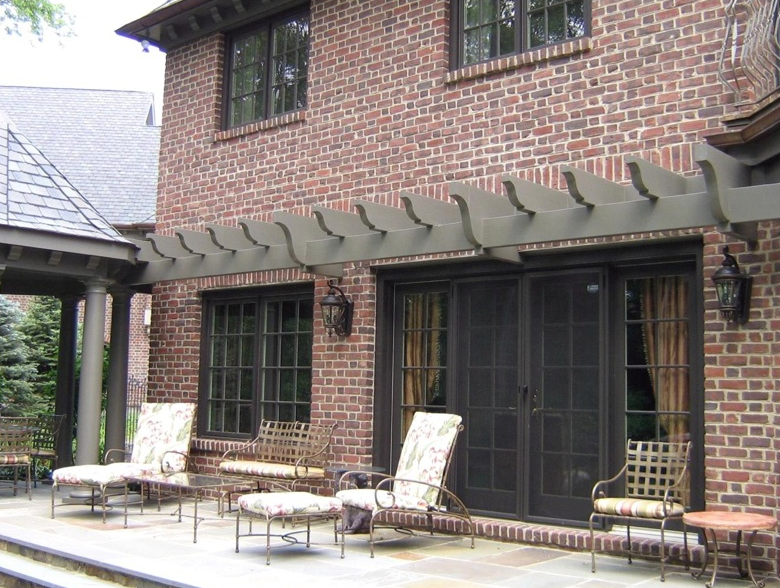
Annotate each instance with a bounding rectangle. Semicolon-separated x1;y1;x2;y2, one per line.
0;87;160;227
0;109;127;244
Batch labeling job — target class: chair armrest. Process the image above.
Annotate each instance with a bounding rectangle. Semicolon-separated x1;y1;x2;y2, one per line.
161;450;190;473
103;448;128;464
590;464;628;502
338;470;392;491
372;476;458;511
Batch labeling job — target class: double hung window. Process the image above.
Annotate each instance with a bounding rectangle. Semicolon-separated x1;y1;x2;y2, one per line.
226;8;309;128
456;0;588;67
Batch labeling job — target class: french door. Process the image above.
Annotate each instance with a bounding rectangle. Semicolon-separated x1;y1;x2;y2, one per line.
388;253;700;524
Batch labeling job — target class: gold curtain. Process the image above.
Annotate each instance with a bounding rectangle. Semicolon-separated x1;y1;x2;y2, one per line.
642;277;689;442
401;294;444;437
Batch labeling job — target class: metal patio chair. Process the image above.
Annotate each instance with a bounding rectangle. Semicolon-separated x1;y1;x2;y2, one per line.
589;439;691;581
0;416;36;499
51;402;196;522
336;411;475;557
30;413;65;487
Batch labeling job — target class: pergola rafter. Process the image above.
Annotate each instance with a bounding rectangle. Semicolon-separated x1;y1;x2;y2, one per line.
125;144;780;286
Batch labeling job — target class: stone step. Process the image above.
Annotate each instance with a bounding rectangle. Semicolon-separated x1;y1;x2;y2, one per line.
0;549;121;588
0;535;195;588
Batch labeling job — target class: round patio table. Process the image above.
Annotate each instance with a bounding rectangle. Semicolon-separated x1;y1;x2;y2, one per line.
683;511;777;588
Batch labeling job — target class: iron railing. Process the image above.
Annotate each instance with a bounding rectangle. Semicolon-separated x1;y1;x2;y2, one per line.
719;0;780;107
125;376;147;453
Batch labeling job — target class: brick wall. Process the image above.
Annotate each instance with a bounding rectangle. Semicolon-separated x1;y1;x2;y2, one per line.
150;0;780;564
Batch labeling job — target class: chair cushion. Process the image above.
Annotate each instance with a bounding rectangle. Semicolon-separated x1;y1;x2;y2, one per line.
593;497;686;519
0;454;29;465
336;488;430;513
219;460;325;480
238;492;342;517
52;465;126;487
130;403;196;473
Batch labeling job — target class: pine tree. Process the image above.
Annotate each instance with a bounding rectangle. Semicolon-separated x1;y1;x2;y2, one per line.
19;295;60;411
0;295;38;415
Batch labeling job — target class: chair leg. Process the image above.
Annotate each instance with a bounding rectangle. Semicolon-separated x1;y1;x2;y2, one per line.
660;522;666;581
589;513;598;573
626;521;632;564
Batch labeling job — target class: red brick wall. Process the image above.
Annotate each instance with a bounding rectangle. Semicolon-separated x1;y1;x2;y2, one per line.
151;0;780;561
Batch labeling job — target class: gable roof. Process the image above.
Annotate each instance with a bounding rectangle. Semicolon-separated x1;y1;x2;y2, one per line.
0;87;160;227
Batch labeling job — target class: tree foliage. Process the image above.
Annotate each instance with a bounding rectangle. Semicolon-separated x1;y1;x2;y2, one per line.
19;296;60;411
0;295;39;415
1;0;71;38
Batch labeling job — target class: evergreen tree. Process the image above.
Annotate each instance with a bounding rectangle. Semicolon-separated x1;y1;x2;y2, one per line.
0;295;39;415
19;295;60;411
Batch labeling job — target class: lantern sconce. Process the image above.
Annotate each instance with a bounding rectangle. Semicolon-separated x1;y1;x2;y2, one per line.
319;280;353;337
711;245;753;324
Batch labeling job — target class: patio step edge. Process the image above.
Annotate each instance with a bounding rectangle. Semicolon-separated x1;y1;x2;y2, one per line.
0;549;121;588
0;534;199;588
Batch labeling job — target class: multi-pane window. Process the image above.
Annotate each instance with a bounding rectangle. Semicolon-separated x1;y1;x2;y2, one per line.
227;9;309;128
399;288;449;435
457;0;587;67
202;289;313;437
260;296;313;422
624;275;691;443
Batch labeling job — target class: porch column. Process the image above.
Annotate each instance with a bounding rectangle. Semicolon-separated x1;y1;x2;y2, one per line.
54;295;79;468
74;280;109;465
104;288;132;462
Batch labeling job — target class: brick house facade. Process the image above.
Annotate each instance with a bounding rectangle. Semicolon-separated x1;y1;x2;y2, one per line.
120;0;780;570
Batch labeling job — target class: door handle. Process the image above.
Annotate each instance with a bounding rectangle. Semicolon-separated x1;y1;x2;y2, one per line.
531;391;539;417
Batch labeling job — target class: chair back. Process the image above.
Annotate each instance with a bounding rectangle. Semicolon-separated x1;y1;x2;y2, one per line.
392;412;463;504
625;439;690;504
0;416;36;458
129;403;196;472
32;414;64;455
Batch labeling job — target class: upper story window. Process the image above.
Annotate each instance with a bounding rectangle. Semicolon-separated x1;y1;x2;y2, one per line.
226;8;309;129
456;0;587;67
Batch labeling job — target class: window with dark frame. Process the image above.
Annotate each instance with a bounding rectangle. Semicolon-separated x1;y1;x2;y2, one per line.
457;0;587;68
226;8;310;129
201;288;313;438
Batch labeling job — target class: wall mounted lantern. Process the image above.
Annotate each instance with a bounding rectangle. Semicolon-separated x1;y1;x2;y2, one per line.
319;280;353;337
711;245;752;324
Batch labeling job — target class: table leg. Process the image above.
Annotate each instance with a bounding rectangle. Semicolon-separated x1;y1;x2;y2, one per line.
193;489;199;544
123;482;129;528
744;531;764;588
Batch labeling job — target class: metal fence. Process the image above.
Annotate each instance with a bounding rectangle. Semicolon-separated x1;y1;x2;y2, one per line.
125;376;147;453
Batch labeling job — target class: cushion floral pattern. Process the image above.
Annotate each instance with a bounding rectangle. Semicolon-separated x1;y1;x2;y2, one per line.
219;461;325;480
128;403;196;473
239;492;342;518
337;412;462;512
53;464;125;487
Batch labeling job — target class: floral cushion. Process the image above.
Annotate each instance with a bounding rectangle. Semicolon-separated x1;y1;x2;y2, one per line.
129;403;196;473
219;461;325;480
392;412;462;504
336;412;462;513
52;464;125;487
336;488;429;513
239;492;342;517
593;497;686;519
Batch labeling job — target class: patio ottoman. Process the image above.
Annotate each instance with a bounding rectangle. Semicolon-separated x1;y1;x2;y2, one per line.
236;491;345;564
51;464;127;523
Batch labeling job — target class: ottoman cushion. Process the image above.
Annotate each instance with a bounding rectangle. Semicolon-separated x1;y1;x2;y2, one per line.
238;491;342;518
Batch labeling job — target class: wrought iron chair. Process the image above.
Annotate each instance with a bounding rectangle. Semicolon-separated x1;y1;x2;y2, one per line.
336;412;475;557
0;416;36;499
51;403;196;522
30;414;65;487
589;439;691;581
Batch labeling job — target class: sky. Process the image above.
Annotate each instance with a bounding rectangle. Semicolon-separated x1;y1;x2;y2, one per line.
0;0;167;119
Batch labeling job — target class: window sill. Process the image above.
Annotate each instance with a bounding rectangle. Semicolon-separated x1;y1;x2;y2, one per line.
444;37;592;84
213;109;306;143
